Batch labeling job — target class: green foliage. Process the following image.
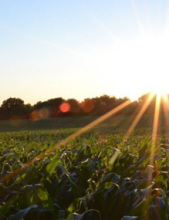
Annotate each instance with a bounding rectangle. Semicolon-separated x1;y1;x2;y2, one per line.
0;128;169;219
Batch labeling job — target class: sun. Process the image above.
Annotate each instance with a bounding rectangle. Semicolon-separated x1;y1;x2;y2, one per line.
143;35;169;97
149;72;169;99
112;33;169;100
150;86;168;99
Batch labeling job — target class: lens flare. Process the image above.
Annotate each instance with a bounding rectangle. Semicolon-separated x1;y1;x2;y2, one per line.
60;102;71;113
80;100;94;113
30;110;40;121
39;108;50;119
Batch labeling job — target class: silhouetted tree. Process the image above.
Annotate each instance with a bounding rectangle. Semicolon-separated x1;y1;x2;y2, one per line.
33;97;65;117
1;97;24;109
0;97;27;119
2;92;167;120
80;98;95;115
67;99;81;115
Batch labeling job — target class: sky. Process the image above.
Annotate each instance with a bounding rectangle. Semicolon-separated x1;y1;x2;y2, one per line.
1;0;169;105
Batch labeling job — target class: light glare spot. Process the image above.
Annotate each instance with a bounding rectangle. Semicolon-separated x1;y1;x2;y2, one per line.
30;111;40;121
39;108;50;119
60;102;70;113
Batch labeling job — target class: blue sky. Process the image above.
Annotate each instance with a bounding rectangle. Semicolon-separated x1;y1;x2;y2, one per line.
1;0;169;105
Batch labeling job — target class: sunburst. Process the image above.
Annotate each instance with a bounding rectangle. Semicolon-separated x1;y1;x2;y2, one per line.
1;1;169;189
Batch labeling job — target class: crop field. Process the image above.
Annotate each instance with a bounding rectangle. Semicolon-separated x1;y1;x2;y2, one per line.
0;114;156;132
0;117;169;219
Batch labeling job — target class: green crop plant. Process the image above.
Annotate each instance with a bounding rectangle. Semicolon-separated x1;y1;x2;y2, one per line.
0;129;169;219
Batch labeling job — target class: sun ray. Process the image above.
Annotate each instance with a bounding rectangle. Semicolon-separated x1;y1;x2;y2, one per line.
148;94;161;179
160;93;169;143
47;100;131;152
122;92;155;143
162;93;169;105
109;92;154;166
161;93;169;114
144;94;161;216
0;100;131;183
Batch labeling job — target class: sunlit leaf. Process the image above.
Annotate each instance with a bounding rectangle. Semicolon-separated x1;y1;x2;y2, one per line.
45;152;60;176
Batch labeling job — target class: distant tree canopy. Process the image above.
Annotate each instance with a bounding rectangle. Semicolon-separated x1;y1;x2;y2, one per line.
0;92;165;120
1;97;24;109
0;98;29;120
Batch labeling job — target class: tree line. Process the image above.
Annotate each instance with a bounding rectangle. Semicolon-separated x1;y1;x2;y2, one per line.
0;93;166;120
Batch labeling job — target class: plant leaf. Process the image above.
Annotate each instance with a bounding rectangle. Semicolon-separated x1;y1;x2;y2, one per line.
11;204;38;220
